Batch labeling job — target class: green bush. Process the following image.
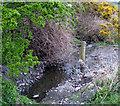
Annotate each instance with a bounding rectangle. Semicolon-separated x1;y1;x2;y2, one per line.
1;2;84;104
2;2;81;78
1;77;37;104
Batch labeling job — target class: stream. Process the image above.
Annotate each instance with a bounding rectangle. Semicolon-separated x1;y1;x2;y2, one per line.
24;45;119;104
27;66;68;102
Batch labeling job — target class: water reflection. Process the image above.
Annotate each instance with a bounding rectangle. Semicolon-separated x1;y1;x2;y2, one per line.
27;66;67;102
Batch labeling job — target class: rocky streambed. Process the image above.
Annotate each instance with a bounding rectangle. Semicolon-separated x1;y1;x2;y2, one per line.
39;46;119;104
2;45;119;104
24;45;119;104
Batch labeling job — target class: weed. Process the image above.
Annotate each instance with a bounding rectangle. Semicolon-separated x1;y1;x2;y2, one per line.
86;76;119;104
1;77;37;104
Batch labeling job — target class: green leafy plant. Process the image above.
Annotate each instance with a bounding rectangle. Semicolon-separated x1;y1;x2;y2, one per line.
1;2;85;104
1;77;37;104
2;5;40;78
73;38;81;44
2;2;83;78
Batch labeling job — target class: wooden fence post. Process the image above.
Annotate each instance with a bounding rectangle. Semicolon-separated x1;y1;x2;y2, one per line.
81;41;86;62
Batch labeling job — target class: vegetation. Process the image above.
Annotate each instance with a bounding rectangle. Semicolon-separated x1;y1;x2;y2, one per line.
1;2;82;104
2;3;40;78
86;74;119;104
83;2;119;44
93;42;111;46
1;77;37;104
1;1;119;105
2;2;84;77
68;70;119;104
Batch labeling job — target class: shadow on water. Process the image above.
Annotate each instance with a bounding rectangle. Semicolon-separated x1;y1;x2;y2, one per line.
27;66;68;102
26;46;97;102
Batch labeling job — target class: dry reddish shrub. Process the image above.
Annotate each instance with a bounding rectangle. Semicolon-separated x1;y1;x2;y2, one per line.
74;3;109;43
74;2;119;44
25;20;75;64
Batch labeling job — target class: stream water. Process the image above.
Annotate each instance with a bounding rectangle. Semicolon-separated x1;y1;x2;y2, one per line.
25;46;118;103
26;66;68;102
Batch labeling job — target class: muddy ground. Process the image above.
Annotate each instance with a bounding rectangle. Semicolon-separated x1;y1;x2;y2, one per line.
2;45;118;104
26;45;119;104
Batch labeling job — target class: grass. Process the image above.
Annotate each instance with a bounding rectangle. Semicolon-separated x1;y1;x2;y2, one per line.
93;42;112;47
93;40;120;47
68;69;119;104
86;76;119;104
69;92;82;102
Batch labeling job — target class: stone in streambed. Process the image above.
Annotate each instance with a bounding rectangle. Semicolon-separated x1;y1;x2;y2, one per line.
36;76;41;79
75;87;81;91
19;83;25;86
33;94;39;98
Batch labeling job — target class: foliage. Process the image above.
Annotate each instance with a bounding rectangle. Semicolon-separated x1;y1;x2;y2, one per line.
67;70;119;104
83;2;119;44
86;78;119;104
84;2;118;20
1;2;84;104
2;5;40;78
73;38;81;44
2;2;81;78
1;77;37;104
68;92;82;102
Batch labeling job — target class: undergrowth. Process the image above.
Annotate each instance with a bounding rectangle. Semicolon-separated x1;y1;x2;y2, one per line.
86;78;119;104
68;70;119;104
1;77;37;104
1;2;84;104
87;69;119;104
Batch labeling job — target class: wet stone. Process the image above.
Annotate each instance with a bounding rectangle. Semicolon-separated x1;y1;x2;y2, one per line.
19;83;25;86
33;94;39;98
